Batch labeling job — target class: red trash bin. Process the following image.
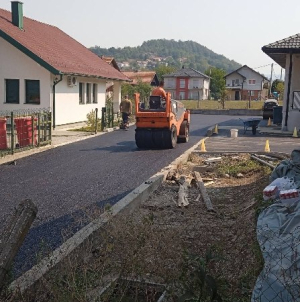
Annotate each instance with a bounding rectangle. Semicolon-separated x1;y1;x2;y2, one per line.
14;117;37;148
0;118;7;150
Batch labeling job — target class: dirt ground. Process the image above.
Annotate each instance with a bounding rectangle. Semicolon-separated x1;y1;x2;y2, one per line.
126;153;271;300
4;153;282;302
92;152;275;302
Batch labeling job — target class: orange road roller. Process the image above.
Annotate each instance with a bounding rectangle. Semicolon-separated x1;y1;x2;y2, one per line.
134;93;190;149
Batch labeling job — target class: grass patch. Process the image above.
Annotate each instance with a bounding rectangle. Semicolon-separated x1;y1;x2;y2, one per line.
217;156;271;177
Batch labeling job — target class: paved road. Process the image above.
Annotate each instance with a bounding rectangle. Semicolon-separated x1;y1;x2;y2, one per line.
1;114;242;277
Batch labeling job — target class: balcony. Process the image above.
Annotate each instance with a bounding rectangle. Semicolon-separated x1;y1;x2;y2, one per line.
226;83;242;89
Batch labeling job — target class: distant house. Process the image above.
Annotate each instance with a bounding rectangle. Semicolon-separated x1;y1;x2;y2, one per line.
262;33;300;131
100;56;123;94
123;71;159;86
225;65;269;101
0;2;129;127
101;56;121;71
163;67;210;100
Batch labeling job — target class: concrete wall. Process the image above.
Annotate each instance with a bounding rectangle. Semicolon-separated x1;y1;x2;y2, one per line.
282;54;300;131
54;76;107;125
0;37;51;110
191;109;262;116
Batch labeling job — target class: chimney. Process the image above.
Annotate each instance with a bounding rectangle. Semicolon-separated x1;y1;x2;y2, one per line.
11;1;23;29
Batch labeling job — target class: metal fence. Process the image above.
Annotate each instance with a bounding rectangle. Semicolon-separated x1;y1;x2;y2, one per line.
100;102;121;131
0;108;52;157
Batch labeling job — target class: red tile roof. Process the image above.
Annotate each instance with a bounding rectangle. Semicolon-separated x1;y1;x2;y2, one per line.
123;71;157;85
0;8;129;81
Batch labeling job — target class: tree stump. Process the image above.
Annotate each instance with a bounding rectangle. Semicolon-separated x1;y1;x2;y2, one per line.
193;171;214;212
0;199;37;290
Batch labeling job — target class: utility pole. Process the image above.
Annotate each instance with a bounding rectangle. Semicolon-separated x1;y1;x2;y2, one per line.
269;63;273;97
280;68;283;81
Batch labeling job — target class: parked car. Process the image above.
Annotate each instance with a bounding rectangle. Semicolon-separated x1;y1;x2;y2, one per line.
262;99;279;119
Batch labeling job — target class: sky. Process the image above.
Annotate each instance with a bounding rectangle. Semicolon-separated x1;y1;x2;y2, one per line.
2;0;299;79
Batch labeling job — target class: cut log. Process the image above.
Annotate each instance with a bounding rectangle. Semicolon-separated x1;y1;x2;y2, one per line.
250;154;275;169
166;170;179;181
177;176;190;207
0;199;37;290
193;171;214;212
204;157;222;163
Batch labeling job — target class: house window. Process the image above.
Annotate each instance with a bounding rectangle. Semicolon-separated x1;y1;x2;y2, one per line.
5;79;19;104
180;79;185;89
179;91;185;100
25;80;40;104
79;82;84;104
235;79;240;85
92;84;98;103
86;83;91;104
166;78;175;89
192;79;200;88
248;90;254;96
232;80;235;86
249;79;256;85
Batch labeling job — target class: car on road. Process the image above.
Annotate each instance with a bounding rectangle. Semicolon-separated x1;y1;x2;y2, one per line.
262;99;279;120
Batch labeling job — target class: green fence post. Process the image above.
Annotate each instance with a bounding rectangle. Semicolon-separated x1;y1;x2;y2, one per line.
95;108;98;134
37;113;41;147
49;112;52;143
111;106;114;128
11;112;14;155
101;107;105;131
42;113;46;143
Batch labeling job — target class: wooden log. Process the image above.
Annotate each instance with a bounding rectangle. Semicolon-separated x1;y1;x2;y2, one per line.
250;154;275;169
0;199;37;290
193;171;214;212
177;176;190;207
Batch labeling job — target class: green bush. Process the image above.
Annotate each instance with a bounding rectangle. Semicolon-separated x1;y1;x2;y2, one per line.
86;109;100;131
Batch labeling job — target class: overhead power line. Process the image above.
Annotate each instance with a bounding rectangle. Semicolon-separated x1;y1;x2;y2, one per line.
253;63;279;70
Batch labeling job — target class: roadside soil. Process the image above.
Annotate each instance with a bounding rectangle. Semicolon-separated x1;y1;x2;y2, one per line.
3;153;281;302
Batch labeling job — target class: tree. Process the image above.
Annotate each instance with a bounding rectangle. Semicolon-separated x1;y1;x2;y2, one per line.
276;82;284;100
155;65;177;81
271;79;284;100
219;89;228;109
121;80;152;102
121;83;135;99
134;80;152;102
205;67;226;100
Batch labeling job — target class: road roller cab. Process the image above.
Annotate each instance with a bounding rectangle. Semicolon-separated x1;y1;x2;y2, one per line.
135;93;190;149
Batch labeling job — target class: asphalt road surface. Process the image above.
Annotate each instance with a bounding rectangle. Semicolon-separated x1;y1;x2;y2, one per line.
0;114;294;277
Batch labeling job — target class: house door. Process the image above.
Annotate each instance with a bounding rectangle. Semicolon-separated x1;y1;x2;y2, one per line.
235;91;240;100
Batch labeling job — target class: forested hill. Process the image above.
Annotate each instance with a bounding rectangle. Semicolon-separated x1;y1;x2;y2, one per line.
90;39;241;73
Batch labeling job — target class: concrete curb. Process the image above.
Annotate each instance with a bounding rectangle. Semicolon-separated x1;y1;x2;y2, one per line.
9;139;202;294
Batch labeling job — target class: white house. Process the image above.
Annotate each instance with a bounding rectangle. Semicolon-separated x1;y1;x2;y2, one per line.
163;67;210;100
262;34;300;132
225;65;269;101
0;2;130;127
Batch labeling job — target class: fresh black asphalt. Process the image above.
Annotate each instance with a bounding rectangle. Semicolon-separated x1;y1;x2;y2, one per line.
0;114;264;277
